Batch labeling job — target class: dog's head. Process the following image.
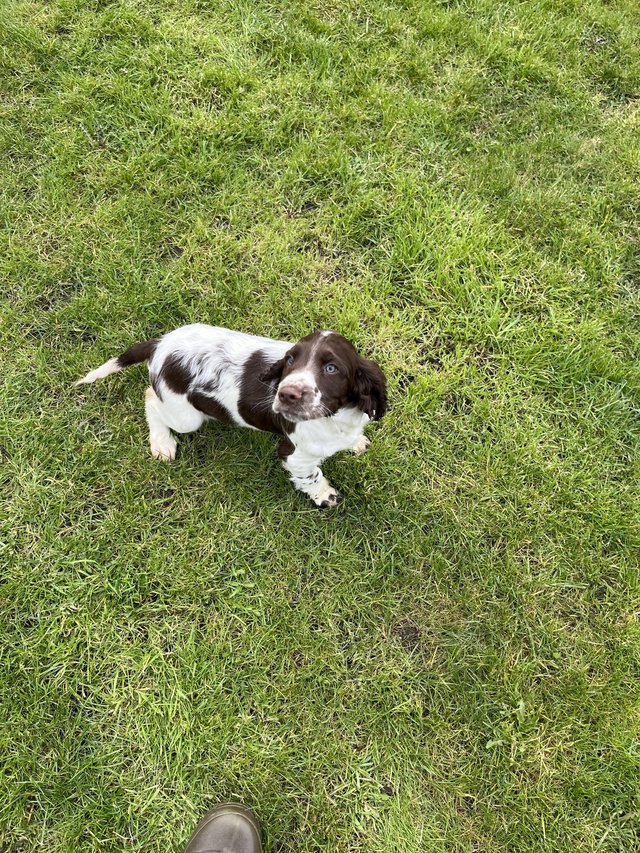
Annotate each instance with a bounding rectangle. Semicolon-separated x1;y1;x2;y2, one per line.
261;331;387;423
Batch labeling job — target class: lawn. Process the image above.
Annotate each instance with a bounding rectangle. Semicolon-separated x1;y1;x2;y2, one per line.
1;0;639;850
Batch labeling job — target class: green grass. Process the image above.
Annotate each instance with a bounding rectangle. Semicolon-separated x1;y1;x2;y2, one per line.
1;0;639;850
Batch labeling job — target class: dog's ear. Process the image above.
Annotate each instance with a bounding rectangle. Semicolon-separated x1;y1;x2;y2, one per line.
260;357;285;385
354;357;387;421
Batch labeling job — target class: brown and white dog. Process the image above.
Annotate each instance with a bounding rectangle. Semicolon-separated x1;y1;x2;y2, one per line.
76;324;387;507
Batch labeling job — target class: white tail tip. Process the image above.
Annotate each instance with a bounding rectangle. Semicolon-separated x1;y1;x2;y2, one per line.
75;357;122;386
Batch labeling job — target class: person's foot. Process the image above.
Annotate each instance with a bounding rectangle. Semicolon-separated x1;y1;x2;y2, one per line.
184;803;262;853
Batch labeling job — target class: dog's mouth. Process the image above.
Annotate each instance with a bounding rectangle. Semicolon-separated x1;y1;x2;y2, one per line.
272;399;328;422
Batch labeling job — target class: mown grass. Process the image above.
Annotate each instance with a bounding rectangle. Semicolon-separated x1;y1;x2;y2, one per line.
1;1;639;850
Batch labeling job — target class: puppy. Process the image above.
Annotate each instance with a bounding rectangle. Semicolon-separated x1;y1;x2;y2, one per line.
76;324;386;507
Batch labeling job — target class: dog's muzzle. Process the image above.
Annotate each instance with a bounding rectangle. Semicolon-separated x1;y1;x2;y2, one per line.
272;382;324;421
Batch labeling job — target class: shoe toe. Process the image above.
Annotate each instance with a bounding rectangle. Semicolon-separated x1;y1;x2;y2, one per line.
184;803;262;853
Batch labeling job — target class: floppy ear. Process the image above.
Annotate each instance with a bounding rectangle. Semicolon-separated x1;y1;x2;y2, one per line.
354;357;387;421
260;357;285;385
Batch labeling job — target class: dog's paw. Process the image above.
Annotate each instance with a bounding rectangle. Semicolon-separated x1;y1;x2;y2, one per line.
351;435;371;455
318;492;341;509
311;481;341;509
150;433;177;461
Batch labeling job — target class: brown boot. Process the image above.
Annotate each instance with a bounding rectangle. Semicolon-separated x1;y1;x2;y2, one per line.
184;803;262;853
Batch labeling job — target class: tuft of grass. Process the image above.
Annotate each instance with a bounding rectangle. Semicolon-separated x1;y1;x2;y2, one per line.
1;1;639;851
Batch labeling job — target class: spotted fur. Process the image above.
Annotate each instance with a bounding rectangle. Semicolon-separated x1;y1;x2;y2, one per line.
76;324;387;507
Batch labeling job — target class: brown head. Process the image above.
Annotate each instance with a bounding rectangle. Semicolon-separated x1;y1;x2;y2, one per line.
261;331;387;423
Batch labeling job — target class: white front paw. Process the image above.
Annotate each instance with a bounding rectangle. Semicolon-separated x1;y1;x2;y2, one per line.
310;479;341;509
150;433;177;461
351;435;371;455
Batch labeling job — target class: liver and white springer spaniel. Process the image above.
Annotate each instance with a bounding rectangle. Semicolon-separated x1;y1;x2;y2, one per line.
76;325;387;507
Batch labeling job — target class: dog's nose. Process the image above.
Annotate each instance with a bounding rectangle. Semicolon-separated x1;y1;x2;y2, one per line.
278;385;304;404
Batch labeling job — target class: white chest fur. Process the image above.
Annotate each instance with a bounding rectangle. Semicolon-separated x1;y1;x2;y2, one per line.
290;407;370;462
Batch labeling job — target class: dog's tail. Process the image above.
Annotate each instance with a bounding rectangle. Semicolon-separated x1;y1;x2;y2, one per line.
75;339;158;385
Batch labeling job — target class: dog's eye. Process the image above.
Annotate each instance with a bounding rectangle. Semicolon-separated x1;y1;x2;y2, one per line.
324;363;338;374
286;355;294;366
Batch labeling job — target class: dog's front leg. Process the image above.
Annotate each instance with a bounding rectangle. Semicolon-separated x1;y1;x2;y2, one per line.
278;441;340;508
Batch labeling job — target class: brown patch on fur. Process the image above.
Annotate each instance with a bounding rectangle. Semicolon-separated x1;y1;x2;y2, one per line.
188;390;234;425
238;351;295;435
117;339;158;369
161;353;192;395
277;437;295;460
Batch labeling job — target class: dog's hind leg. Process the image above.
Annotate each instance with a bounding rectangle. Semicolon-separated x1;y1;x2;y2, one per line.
144;387;178;461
